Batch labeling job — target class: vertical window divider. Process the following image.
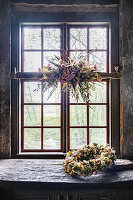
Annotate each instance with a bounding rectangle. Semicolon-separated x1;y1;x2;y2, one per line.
41;27;44;150
60;24;64;152
21;80;24;152
107;79;110;144
87;27;90;145
62;23;68;153
41;82;43;150
67;25;70;151
21;26;24;152
87;102;90;145
107;26;110;144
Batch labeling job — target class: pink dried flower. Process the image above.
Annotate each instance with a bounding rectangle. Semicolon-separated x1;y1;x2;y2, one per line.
94;65;98;70
61;65;76;82
47;64;51;71
61;64;66;68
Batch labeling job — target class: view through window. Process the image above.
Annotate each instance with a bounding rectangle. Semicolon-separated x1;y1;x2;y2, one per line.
20;24;109;152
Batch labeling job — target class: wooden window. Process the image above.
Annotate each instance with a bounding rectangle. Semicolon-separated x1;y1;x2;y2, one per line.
21;25;63;152
20;24;109;153
67;25;109;150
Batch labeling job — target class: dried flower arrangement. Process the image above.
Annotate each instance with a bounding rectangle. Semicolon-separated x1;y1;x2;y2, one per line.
63;143;116;177
38;51;102;102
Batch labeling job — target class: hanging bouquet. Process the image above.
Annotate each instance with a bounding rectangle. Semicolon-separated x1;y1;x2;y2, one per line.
63;144;116;177
39;51;102;102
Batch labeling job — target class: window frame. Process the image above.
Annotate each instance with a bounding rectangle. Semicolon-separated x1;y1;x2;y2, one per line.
20;24;109;153
21;24;64;152
11;11;119;158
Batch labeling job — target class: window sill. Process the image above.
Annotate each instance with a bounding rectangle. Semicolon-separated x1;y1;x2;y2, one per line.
0;159;133;189
13;152;66;159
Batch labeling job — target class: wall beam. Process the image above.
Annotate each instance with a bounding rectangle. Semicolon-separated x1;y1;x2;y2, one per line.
119;0;133;158
0;0;11;158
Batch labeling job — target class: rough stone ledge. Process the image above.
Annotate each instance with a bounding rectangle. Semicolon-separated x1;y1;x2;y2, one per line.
0;159;132;190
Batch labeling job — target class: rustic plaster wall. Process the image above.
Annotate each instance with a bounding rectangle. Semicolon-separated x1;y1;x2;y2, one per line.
119;0;133;158
0;0;11;158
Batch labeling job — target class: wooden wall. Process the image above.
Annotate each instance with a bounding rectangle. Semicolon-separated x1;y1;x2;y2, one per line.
119;0;133;158
0;0;11;158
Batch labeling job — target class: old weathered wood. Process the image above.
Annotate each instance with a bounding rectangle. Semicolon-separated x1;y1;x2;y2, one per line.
11;3;118;13
0;159;133;200
10;71;122;80
0;0;11;158
0;159;133;199
11;12;119;26
11;21;19;158
10;0;119;5
0;159;132;185
119;0;133;158
110;11;120;156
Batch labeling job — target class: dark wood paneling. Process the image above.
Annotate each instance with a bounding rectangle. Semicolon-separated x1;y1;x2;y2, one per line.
11;21;19;157
10;0;119;5
10;72;122;80
11;12;118;23
119;0;133;158
110;12;120;156
0;0;11;158
11;3;118;13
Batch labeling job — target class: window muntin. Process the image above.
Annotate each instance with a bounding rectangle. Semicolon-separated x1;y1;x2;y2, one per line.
21;24;109;153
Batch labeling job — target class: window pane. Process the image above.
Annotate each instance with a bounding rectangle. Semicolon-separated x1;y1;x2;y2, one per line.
43;82;61;103
70;28;87;50
89;105;106;126
70;51;87;62
89;128;106;146
43;28;61;50
89;82;106;103
24;105;41;126
70;92;85;103
43;105;60;126
24;52;41;72
70;105;87;126
24;82;41;103
24;128;41;149
89;28;107;50
43;128;60;149
24;28;41;50
43;51;60;66
89;51;106;72
70;128;87;149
